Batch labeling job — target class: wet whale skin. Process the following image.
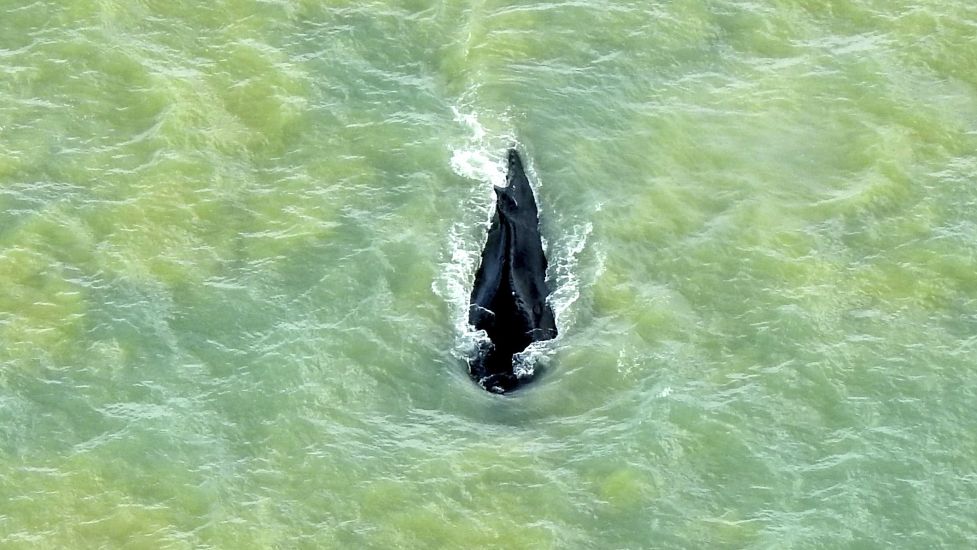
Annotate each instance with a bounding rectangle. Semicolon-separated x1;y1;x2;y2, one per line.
468;149;557;393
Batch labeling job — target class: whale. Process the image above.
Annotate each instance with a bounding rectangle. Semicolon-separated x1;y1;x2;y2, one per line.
467;149;557;393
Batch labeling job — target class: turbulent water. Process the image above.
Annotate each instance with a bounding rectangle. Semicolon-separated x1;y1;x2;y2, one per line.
2;1;976;547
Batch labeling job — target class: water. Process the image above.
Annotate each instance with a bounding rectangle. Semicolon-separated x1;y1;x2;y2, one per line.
2;1;976;547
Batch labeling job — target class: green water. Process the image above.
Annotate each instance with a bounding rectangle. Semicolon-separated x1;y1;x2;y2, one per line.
2;0;976;547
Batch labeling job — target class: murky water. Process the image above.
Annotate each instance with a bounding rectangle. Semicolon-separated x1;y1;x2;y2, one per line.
2;1;976;547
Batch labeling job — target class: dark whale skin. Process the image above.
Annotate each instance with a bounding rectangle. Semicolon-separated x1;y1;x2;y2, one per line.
468;149;557;393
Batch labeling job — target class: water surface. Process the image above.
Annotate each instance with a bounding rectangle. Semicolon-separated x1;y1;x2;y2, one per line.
2;0;976;547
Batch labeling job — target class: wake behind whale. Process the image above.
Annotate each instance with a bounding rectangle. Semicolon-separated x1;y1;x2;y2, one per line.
467;149;557;393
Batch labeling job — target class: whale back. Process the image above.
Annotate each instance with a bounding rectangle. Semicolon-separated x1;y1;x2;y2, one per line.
467;149;557;393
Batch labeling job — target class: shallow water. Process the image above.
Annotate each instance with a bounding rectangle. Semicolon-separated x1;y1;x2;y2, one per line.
2;1;976;547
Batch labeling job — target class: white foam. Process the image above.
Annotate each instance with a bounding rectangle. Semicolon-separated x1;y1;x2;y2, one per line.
448;106;510;189
549;221;591;327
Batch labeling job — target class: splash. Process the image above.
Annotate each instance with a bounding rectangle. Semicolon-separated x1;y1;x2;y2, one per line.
448;106;510;189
